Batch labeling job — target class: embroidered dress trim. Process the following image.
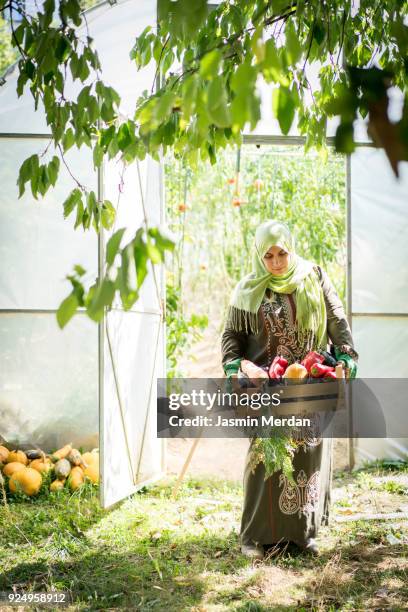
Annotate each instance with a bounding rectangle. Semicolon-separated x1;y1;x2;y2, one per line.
278;469;321;518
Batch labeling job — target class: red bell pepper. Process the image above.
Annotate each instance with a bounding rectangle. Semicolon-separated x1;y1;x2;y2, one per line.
269;355;288;379
324;370;337;380
310;362;335;378
301;351;325;373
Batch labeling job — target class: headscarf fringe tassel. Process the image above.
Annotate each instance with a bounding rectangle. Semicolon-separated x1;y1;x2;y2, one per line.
226;305;260;335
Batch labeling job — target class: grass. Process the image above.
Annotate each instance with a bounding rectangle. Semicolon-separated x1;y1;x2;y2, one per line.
0;465;407;611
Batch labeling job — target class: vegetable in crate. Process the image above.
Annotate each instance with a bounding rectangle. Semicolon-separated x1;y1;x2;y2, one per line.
282;362;308;381
310;363;335;378
301;351;324;372
269;355;288;379
317;349;338;368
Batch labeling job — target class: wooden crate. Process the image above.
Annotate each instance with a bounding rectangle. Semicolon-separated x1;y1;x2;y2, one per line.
233;364;347;418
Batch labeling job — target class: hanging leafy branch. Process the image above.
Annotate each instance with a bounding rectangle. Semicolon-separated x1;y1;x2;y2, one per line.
0;0;407;327
0;0;175;327
132;0;408;173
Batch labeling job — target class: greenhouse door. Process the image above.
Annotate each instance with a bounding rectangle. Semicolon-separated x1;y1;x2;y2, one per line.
100;156;166;509
90;1;166;510
349;147;408;467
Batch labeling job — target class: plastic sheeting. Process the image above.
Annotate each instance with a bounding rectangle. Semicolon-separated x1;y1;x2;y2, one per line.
351;148;408;314
0;0;166;506
350;148;408;467
102;145;165;507
0;139;97;309
0;1;157;131
102;308;164;508
0;140;97;453
0;313;98;450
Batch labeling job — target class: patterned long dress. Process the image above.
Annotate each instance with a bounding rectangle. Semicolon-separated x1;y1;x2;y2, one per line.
221;265;358;547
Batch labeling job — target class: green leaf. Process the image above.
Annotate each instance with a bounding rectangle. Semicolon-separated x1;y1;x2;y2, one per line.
55;34;71;62
17;155;38;198
117;122;132;151
57;293;79;329
87;278;116;321
272;86;296;135
63;188;82;219
146;240;162;263
106;228;126;266
262;39;283;83
47;156;60;186
230;63;260;130
118;243;138;303
74;264;86;276
99;125;116;150
69;53;80;79
74;199;84;229
148;226;176;251
134;242;148;288
285;20;302;65
87;190;97;214
61;0;82;27
93;143;104;168
199;49;222;80
207;76;231;127
13;23;26;46
62;128;75;152
101;200;116;229
335;122;355;154
154;90;176;125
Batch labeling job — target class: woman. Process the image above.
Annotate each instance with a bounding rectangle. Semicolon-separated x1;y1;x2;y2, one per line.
221;220;358;559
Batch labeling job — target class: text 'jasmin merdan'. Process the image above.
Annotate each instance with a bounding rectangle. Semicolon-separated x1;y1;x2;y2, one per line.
168;390;281;411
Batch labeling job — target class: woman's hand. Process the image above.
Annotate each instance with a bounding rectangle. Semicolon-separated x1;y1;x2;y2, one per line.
240;359;269;388
336;356;357;379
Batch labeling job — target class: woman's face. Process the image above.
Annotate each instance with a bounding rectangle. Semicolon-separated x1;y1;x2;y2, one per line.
263;245;290;275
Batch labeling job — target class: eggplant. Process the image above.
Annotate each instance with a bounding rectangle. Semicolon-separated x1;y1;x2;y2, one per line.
25;449;45;460
318;350;337;368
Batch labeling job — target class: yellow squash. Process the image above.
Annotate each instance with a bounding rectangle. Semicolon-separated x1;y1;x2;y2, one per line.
50;479;65;492
3;462;27;477
6;450;28;465
9;468;42;496
0;446;9;464
68;466;85;491
29;458;53;474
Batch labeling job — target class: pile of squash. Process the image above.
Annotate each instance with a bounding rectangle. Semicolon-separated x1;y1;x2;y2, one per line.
0;443;99;497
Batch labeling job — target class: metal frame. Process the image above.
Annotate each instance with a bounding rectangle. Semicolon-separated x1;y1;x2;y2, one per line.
0;0;389;489
0;133;51;139
97;145;106;508
242;133;356;473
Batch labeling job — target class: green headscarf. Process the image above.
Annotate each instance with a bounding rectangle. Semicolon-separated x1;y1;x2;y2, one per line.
227;220;327;348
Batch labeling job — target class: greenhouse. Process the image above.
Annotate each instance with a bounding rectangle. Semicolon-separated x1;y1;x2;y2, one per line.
1;1;408;608
0;0;407;508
